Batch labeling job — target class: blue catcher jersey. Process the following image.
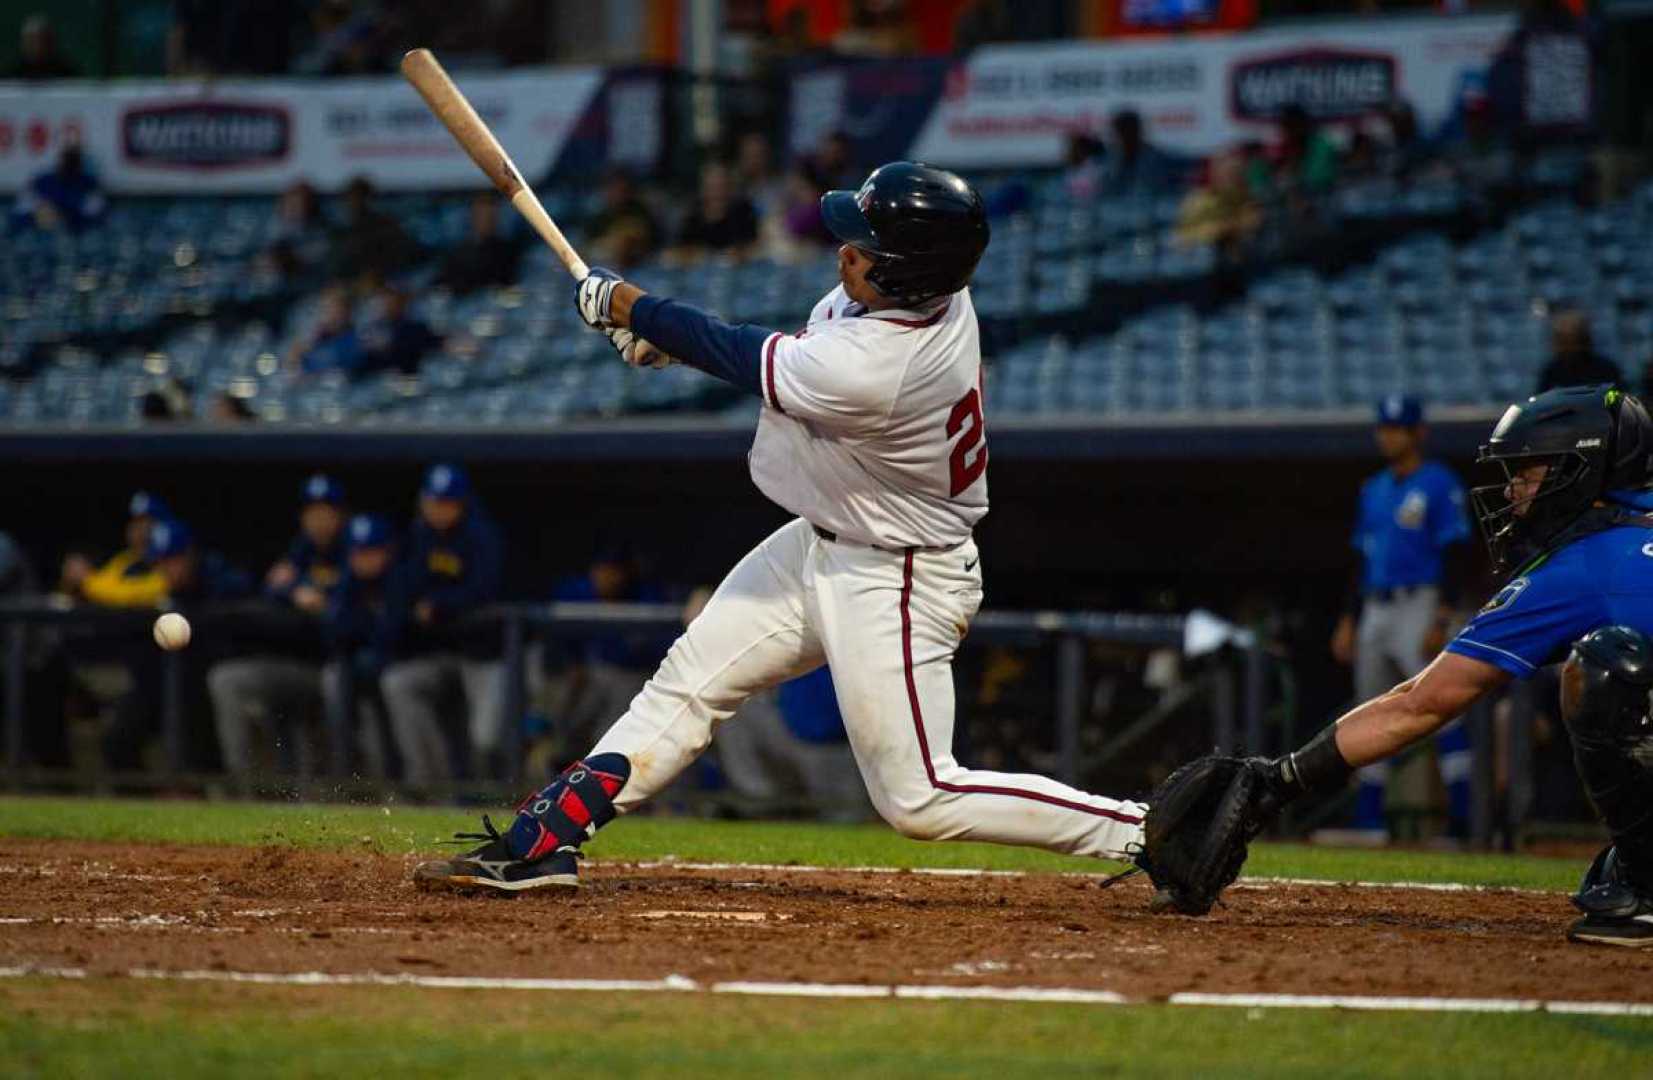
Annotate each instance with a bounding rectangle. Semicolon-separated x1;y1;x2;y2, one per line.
1446;524;1653;678
1354;461;1471;591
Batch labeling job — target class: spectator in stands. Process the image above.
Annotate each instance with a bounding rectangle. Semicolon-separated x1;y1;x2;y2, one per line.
1256;105;1339;196
436;193;523;295
287;285;365;377
1342;131;1383;183
765;163;835;262
1175;152;1261;260
380;464;507;783
813;131;860;191
1063;133;1106;202
263;180;329;283
294;0;391;76
10;144;106;233
207;392;257;423
170;0;295;75
1101;109;1174;198
736;131;788;222
6;13;77;79
669;161;760;263
206;475;348;780
832;0;914;55
1380;99;1429;181
139;378;191;422
358;280;441;375
585;169;662;270
58;492;169;610
1451;96;1518;214
103;519;253;774
1537;309;1623;392
536;544;667;759
323;513;402;778
328;176;415;285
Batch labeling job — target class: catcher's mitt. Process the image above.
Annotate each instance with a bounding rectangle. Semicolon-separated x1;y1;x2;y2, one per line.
1133;754;1276;916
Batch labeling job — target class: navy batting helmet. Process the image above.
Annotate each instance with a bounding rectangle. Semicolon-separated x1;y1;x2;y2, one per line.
821;162;990;306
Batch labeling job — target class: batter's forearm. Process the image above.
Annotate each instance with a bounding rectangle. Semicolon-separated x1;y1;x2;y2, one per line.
628;294;772;396
610;282;643;327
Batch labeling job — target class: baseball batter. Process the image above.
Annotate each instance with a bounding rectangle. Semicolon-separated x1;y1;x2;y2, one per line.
415;162;1147;891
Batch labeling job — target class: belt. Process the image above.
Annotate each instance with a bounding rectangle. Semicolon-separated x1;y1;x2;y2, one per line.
1366;584;1436;603
811;524;965;555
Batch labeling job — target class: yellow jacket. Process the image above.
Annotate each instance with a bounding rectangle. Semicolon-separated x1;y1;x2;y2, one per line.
81;550;167;609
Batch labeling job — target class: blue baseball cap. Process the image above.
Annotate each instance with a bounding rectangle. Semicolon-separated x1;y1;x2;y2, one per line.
421;463;470;499
128;491;168;519
301;473;346;506
1376;394;1424;428
346;513;392;550
146;518;194;560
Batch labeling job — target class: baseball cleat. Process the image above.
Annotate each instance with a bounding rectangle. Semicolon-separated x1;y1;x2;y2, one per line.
1567;909;1653;947
413;814;581;894
1566;844;1653;947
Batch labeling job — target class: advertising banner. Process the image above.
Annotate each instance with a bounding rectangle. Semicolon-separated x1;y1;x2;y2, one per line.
908;15;1518;168
0;66;606;194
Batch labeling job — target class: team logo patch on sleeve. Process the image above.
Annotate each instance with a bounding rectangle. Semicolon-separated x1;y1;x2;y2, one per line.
1479;577;1530;615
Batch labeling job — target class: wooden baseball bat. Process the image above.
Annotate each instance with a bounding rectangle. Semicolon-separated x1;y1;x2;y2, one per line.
400;48;589;280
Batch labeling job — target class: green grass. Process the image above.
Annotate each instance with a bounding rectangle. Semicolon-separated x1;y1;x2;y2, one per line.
2;978;1649;1079
0;795;1585;890
0;796;1637;1077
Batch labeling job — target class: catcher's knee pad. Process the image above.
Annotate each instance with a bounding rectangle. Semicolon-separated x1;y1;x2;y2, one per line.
505;753;631;861
1561;626;1653;882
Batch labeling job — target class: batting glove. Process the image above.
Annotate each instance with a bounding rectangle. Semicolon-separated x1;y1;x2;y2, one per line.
607;327;676;370
575;267;624;331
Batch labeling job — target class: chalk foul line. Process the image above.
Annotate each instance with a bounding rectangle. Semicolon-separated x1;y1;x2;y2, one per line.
1;965;1648;1017
625;860;1562;895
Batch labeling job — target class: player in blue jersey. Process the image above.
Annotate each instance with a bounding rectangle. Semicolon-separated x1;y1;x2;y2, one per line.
1329;395;1474;841
1237;385;1653;946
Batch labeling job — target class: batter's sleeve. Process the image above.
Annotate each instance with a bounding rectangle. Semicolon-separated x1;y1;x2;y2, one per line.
628;294;771;396
759;324;903;431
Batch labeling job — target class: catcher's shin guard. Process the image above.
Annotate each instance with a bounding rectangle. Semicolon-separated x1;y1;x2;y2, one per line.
1560;627;1653;892
505;753;632;861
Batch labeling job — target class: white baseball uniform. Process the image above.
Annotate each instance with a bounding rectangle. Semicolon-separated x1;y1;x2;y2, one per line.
590;284;1147;860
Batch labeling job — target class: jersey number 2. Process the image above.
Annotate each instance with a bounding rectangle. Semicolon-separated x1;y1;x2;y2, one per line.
946;388;988;497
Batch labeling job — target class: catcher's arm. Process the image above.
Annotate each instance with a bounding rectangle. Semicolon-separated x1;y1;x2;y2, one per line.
1325;651;1508;768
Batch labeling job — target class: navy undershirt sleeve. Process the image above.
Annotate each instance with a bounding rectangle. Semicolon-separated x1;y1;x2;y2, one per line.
629;294;774;397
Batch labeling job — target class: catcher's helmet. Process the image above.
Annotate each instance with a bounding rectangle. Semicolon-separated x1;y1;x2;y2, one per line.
820;162;990;306
1472;385;1653;571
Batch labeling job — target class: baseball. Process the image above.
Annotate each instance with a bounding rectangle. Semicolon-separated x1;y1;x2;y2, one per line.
152;612;191;651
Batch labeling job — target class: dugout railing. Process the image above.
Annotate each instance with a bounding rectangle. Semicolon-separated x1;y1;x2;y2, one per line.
0;599;1266;799
0;598;1544;848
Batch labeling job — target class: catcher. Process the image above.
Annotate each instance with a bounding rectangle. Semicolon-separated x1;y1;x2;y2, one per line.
1155;385;1653;944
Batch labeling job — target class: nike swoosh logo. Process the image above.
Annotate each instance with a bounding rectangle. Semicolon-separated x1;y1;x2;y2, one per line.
964;558;979;572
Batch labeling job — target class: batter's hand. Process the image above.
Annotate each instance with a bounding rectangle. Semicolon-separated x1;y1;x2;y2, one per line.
607;328;677;370
575;267;624;331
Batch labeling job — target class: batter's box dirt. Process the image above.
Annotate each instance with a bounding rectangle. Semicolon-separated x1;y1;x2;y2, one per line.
0;839;1646;1003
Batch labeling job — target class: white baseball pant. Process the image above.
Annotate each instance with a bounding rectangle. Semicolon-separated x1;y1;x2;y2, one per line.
590;518;1146;860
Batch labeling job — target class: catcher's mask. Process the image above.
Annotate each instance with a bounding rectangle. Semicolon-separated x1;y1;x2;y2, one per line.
1471;385;1653;573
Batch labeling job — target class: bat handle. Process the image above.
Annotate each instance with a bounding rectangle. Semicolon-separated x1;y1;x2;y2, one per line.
510;189;589;280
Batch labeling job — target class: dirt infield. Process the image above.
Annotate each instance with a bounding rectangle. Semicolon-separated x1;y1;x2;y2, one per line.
1;839;1647;1003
